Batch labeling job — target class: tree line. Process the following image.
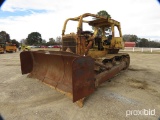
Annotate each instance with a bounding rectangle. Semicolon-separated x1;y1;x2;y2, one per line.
123;34;160;48
1;31;160;48
0;31;62;48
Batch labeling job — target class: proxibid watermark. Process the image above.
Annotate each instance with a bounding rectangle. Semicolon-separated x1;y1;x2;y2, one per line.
126;109;156;117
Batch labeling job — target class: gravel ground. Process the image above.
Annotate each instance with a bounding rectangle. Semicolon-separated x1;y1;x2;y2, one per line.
0;50;160;120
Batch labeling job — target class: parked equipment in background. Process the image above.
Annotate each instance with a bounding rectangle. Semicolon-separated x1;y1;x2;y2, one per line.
5;43;17;53
20;13;130;107
0;43;5;53
0;42;17;53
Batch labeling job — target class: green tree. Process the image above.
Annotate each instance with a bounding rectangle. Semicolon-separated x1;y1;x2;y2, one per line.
42;39;46;44
139;38;149;47
46;38;55;46
11;39;19;48
49;38;55;44
0;31;10;43
123;34;138;42
97;10;111;18
93;10;111;34
123;34;160;47
148;41;160;48
41;39;46;45
26;32;42;45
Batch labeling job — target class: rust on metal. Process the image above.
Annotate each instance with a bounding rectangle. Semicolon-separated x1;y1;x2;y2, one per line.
95;61;126;86
72;57;95;102
20;51;33;74
20;51;95;102
20;13;131;107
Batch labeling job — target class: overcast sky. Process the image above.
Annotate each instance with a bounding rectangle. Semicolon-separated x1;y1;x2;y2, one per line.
0;0;160;42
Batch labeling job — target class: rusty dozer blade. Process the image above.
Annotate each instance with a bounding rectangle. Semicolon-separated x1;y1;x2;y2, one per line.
20;51;95;103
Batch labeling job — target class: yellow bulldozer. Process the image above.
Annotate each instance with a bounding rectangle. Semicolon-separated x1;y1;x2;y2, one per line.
20;13;130;107
0;42;17;53
5;43;17;53
0;43;5;53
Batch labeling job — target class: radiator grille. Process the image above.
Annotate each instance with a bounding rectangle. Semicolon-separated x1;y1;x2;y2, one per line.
62;37;76;53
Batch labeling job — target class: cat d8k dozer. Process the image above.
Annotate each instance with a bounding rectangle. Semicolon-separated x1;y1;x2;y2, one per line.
20;13;130;107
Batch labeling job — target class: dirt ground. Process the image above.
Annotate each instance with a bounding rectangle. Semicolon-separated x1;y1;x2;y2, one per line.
0;50;160;120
